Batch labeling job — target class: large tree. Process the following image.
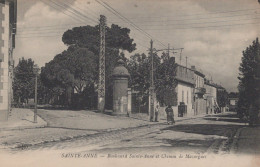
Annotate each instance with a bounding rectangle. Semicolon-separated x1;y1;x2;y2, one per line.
237;38;260;123
41;48;97;107
13;58;39;104
42;24;136;109
155;56;178;105
62;24;136;54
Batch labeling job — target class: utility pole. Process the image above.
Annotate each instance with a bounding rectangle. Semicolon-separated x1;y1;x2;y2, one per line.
149;40;155;122
167;43;170;57
33;65;39;123
185;56;188;73
34;72;38;123
98;15;106;112
179;48;183;65
186;56;188;68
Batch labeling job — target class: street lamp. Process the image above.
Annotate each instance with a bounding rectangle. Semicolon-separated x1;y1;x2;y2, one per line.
33;64;39;123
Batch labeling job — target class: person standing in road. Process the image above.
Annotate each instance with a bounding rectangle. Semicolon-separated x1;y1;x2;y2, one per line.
155;104;159;122
165;105;175;124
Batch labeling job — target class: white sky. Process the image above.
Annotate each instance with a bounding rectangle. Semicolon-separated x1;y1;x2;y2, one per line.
14;0;260;92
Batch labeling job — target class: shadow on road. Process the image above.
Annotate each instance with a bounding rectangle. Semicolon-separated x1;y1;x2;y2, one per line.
163;113;246;136
204;112;247;123
163;124;243;136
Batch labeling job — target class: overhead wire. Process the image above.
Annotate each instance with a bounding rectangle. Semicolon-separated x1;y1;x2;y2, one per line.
17;1;260;52
61;0;100;20
48;0;99;24
17;9;260;30
95;0;167;48
143;21;260;30
113;10;260;23
39;0;85;23
17;15;260;35
124;7;260;19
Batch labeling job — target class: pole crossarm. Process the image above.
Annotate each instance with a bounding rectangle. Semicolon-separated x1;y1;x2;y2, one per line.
154;48;184;53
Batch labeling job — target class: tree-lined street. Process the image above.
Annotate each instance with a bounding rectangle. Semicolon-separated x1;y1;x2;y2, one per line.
1;110;253;156
1;1;260;167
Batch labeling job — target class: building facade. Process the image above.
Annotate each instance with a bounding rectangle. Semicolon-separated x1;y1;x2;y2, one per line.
0;0;16;121
174;64;195;117
191;66;206;115
204;80;219;114
156;60;226;118
228;98;238;111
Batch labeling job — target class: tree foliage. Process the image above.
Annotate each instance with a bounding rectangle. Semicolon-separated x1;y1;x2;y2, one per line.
217;88;228;108
13;58;38;104
41;48;97;106
62;24;136;54
237;37;260;120
155;56;178;105
41;24;136;109
127;52;178;106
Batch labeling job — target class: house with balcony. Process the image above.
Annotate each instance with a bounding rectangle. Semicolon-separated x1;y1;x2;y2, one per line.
0;0;17;121
191;66;207;115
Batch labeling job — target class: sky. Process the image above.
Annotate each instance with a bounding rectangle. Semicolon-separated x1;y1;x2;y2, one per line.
14;0;260;92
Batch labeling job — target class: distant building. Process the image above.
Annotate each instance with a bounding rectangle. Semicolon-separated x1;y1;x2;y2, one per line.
228;98;238;111
191;66;206;115
155;58;227;117
228;92;239;111
204;79;219;114
173;64;195;117
0;0;17;121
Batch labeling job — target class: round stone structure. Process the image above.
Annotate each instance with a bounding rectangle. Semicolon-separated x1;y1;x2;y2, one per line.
112;59;130;116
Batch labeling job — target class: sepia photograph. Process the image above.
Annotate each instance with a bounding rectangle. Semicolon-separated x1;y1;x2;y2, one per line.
0;0;260;166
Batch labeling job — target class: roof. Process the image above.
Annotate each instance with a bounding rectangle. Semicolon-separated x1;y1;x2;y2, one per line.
204;79;219;88
194;70;205;77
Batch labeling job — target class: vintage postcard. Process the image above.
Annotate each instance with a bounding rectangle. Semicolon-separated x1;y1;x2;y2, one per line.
0;0;260;166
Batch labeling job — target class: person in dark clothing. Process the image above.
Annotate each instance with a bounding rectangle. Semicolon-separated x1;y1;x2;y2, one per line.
165;105;175;124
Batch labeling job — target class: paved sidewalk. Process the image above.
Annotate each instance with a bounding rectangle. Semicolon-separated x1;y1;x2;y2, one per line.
0;108;47;130
38;109;208;131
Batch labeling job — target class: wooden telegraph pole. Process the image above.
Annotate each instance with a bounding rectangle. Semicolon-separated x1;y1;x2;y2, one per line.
149;40;155;122
98;15;106;112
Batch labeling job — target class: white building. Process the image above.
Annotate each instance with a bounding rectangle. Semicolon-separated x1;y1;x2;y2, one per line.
204;80;218;114
0;0;16;121
191;66;206;115
173;64;195;117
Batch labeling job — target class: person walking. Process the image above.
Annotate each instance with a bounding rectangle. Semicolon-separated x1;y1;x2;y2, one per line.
155;104;159;122
165;105;175;124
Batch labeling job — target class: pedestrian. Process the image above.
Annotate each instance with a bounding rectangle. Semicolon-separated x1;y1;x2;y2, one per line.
155;104;159;122
165;105;175;125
